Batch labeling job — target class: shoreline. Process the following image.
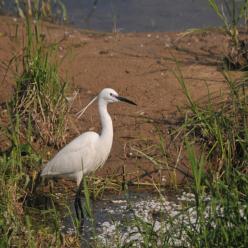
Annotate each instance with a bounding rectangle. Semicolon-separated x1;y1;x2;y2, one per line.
0;15;240;185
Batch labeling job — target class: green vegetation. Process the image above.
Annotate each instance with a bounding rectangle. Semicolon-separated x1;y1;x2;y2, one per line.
171;71;248;245
0;0;67;21
169;68;248;246
176;68;247;178
209;0;248;47
0;17;78;246
75;65;248;247
0;1;247;247
104;70;248;247
12;17;69;147
0;112;69;247
209;0;248;70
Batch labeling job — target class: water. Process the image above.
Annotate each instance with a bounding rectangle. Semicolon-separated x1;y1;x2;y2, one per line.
61;190;246;246
63;0;222;32
61;190;188;246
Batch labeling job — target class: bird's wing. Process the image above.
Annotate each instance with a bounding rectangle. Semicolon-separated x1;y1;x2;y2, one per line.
41;132;99;177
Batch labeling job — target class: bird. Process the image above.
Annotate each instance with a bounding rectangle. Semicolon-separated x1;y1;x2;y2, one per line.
40;88;136;221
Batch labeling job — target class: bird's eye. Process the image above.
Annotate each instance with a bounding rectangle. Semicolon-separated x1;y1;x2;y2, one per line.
110;93;113;96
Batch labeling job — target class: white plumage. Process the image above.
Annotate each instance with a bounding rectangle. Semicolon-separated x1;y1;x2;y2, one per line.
40;88;136;220
41;132;102;185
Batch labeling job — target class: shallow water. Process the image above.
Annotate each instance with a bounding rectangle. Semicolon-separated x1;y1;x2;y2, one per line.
62;191;165;233
62;190;189;246
1;0;223;32
63;0;222;32
61;190;246;247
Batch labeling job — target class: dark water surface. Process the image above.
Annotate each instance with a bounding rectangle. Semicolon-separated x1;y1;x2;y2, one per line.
63;0;222;32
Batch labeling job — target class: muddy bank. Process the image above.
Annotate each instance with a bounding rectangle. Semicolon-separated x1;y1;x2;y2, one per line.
0;16;241;186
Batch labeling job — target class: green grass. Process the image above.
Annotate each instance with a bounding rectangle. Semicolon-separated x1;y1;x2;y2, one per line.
176;68;247;179
208;0;245;47
109;67;247;247
81;60;247;247
11;17;70;148
209;0;248;70
0;17;79;247
0;3;247;247
0;113;66;247
98;136;247;247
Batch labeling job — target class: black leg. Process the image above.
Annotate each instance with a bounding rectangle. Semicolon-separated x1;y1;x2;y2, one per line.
74;193;84;220
31;171;42;194
74;180;84;224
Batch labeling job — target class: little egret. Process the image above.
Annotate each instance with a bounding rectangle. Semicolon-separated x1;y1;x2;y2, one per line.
40;88;136;220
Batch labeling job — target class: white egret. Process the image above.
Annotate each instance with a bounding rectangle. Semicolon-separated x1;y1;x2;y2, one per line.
40;88;136;220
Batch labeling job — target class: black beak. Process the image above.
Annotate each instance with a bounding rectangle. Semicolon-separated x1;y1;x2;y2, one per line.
116;96;137;105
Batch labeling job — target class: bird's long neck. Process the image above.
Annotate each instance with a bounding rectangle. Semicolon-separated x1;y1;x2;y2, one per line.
98;99;113;142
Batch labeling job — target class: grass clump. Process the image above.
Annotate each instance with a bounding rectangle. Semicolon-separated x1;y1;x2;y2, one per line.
176;69;247;179
110;136;247;247
11;17;69;147
177;69;248;246
159;70;248;247
0;17;78;246
114;70;248;247
0;112;65;247
182;142;248;248
209;0;248;70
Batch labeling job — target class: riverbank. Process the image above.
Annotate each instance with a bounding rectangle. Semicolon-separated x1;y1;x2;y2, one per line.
0;15;247;247
0;15;240;186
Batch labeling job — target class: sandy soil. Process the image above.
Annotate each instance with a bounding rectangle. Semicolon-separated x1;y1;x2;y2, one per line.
0;16;241;186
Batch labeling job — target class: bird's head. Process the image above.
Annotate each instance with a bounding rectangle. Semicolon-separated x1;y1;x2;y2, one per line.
76;88;136;119
99;88;136;105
